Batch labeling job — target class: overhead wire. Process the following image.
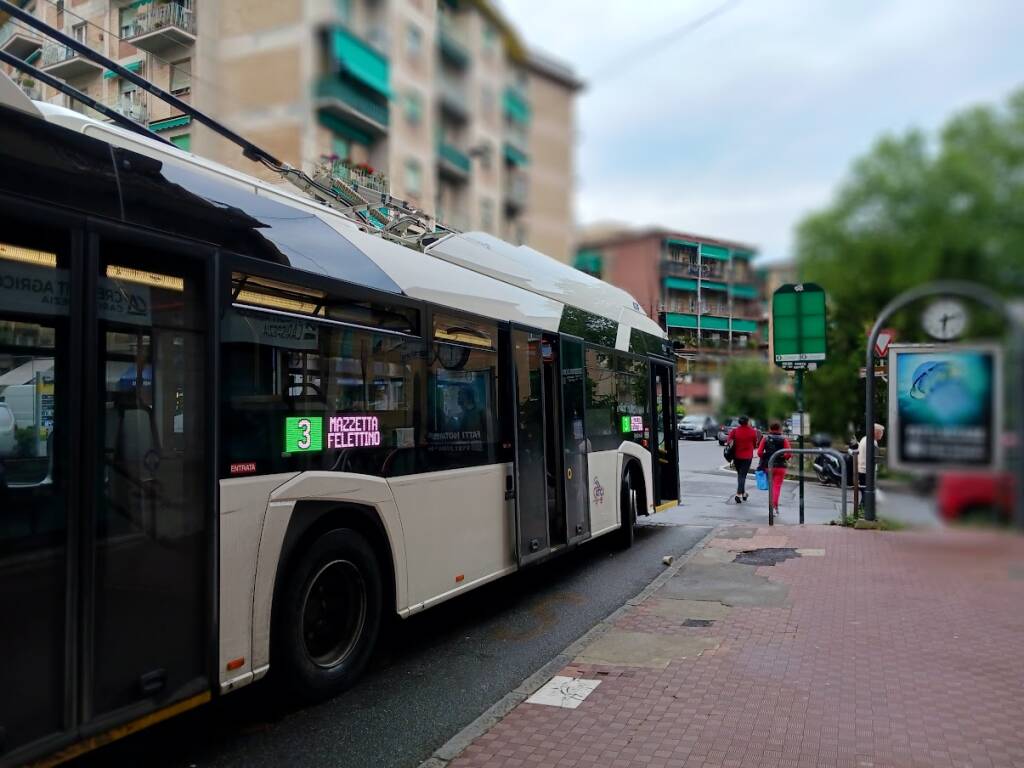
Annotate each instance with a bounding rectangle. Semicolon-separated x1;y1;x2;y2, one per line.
586;0;741;83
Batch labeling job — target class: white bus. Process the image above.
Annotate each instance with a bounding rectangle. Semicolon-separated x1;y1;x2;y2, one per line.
0;75;678;766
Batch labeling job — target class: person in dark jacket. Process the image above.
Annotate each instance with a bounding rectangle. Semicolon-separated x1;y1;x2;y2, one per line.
727;416;759;503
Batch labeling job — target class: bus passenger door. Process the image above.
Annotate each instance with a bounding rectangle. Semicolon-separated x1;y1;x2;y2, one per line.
560;336;589;544
650;361;679;506
84;237;211;723
510;327;550;564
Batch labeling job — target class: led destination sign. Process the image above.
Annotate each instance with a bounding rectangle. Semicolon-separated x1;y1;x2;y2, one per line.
283;415;382;454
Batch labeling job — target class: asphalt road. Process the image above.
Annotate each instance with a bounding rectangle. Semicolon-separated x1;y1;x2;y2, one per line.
72;457;711;768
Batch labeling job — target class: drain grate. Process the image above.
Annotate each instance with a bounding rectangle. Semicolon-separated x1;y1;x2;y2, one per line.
733;547;802;566
682;619;714;627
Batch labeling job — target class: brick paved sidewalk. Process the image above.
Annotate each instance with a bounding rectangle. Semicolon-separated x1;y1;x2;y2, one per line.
447;526;1024;768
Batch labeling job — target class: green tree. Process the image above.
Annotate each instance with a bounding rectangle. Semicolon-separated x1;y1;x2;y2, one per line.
795;87;1024;437
722;359;794;425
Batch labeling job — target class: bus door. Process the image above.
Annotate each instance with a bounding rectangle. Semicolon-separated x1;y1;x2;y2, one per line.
559;336;589;544
0;222;212;761
510;327;548;563
650;361;679;506
83;235;212;724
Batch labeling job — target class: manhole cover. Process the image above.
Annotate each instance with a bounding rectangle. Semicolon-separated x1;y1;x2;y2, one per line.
733;547;801;566
682;619;714;627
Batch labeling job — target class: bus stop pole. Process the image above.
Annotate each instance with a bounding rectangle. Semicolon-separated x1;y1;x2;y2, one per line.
797;370;805;525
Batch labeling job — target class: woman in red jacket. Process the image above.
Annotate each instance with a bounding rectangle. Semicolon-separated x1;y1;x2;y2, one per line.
758;422;792;513
727;415;759;503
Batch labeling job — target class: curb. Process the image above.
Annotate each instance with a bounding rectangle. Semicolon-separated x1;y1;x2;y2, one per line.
417;524;723;768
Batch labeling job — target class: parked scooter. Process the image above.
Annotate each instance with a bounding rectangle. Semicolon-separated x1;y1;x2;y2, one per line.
812;446;856;487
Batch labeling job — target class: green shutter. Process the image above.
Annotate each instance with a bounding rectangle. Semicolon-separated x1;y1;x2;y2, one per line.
701;280;727;292
699;243;730;261
732;319;759;333
331;27;391;98
169;133;191;152
700;315;730;331
664;277;698;291
150;114;191;132
729;283;758;299
665;238;698;249
318;112;373;146
574;249;602;274
502;86;530;123
504;141;528;167
103;60;143;79
665;313;698;329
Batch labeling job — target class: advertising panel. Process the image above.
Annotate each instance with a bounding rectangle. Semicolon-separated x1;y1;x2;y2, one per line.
888;344;1002;472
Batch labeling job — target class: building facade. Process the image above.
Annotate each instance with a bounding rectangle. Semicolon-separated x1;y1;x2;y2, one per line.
576;229;767;409
1;0;582;261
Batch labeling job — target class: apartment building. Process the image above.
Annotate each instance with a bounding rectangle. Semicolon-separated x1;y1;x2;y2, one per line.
1;0;582;261
575;229;767;408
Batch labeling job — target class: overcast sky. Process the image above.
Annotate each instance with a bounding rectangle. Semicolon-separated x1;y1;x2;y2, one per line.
501;0;1024;263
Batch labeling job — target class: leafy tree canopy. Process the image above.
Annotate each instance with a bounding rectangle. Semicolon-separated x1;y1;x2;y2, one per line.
795;87;1024;436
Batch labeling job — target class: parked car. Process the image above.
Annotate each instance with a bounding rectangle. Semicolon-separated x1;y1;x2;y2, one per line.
679;415;717;441
937;471;1014;524
717;418;740;445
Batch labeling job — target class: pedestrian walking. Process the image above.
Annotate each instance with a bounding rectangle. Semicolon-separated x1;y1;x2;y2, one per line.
857;423;885;490
727;416;759;504
758;422;792;514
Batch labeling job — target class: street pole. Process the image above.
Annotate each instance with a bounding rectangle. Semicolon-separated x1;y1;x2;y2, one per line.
797;370;805;525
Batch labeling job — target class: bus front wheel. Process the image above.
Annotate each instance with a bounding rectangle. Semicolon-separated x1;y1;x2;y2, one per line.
275;528;383;701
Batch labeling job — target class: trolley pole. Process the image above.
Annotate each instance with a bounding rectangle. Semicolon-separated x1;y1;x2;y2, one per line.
796;370;805;525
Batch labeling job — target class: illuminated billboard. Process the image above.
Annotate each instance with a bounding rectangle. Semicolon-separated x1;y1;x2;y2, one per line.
888;344;1002;472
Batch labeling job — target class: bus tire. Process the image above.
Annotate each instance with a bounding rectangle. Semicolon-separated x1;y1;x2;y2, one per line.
616;464;641;550
275;528;383;702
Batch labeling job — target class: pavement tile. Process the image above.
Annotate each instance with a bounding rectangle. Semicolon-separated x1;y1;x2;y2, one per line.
448;526;1024;768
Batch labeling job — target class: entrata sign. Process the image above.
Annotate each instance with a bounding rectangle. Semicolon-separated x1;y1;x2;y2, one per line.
772;283;828;370
874;328;897;358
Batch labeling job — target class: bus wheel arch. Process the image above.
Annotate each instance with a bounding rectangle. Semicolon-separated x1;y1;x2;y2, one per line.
270;502;396;700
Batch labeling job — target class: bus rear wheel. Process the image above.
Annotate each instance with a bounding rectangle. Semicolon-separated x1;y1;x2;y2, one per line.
275;528;383;701
616;464;642;550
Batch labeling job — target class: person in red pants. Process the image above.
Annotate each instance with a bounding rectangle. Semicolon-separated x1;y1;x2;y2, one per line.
757;422;792;513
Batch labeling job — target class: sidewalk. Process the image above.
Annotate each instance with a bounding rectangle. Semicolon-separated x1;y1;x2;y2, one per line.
441;525;1024;768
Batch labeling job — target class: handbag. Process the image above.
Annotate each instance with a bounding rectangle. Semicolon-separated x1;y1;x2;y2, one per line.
755;469;769;491
723;440;735;463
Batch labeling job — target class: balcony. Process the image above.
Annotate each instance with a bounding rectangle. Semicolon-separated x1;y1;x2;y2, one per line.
661;259;727;281
0;20;43;59
505;169;528;213
437;14;469;67
40;43;104;79
437;141;471;180
109;95;148;124
315;76;389;136
123;2;197;55
438;72;468;120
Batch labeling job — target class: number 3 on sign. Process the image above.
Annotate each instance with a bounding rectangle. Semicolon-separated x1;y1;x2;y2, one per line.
297;418;312;450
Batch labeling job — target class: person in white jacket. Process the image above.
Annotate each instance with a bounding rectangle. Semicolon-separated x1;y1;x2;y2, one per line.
858;423;885;488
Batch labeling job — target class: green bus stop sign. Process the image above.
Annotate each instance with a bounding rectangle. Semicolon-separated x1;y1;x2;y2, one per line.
772;283;827;370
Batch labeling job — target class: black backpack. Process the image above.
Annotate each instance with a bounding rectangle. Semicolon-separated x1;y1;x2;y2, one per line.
761;434;787;469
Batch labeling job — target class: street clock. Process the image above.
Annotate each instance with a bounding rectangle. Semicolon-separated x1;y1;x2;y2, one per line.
922;299;967;341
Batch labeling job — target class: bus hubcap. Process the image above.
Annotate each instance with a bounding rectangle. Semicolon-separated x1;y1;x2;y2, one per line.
301;559;367;668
